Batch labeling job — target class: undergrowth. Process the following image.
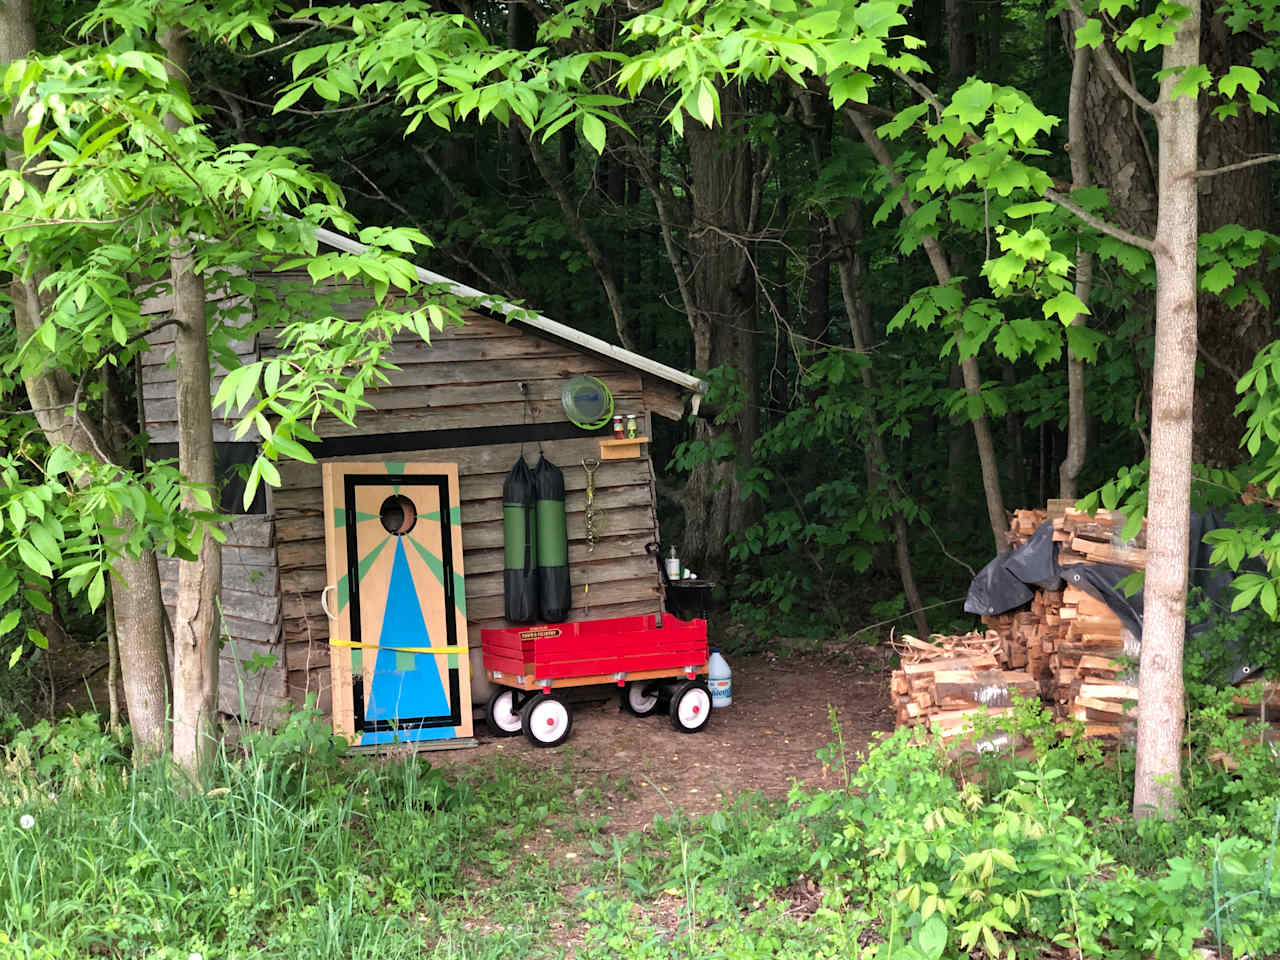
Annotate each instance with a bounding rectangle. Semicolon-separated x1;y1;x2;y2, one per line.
575;696;1280;960
3;687;1279;959
0;705;592;959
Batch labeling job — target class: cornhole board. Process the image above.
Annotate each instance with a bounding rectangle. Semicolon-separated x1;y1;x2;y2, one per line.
322;462;473;746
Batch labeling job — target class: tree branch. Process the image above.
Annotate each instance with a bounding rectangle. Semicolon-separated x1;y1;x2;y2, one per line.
1044;186;1156;252
1195;154;1280;178
520;125;634;351
1065;0;1156;114
629;147;698;331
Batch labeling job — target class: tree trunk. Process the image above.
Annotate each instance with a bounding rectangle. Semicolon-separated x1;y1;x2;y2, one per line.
1134;5;1200;821
1059;32;1095;501
105;580;121;731
162;27;222;776
1193;11;1277;466
3;0;171;755
1082;43;1158;238
834;208;930;638
678;88;760;579
846;109;1009;554
945;0;977;81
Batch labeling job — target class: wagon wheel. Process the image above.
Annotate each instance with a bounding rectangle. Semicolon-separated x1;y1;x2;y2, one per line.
621;680;661;717
669;679;712;734
485;688;524;737
520;692;574;748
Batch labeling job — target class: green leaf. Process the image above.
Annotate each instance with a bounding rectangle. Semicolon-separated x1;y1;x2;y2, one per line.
8;646;21;669
582;114;606;154
17;540;52;579
312;76;340;102
1200;260;1234;294
1219;65;1262;99
27;522;60;566
258;457;282;489
694;79;717;127
27;628;47;651
46;446;76;476
1004;200;1054;218
854;1;908;36
917;915;948;960
829;72;874;108
947;79;994;126
88;571;106;611
0;610;19;638
1075;18;1104;48
1170;64;1210;101
1043;290;1089;325
1262;580;1278;618
273;83;310;114
23;590;51;614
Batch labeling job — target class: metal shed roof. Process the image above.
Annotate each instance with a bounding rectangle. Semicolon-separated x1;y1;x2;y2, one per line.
313;226;706;405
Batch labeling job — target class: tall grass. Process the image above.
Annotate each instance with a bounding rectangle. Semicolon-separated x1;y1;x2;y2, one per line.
0;710;572;959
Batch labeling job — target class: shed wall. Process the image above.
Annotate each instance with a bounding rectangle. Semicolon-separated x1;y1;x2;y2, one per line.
140;275;681;722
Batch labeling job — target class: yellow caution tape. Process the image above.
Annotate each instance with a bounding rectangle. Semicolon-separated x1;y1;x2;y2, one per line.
328;640;468;655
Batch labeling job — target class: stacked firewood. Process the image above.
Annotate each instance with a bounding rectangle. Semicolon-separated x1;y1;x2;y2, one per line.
1007;507;1048;548
973;506;1145;738
890;633;1040;742
1053;506;1147;569
979;585;1138;738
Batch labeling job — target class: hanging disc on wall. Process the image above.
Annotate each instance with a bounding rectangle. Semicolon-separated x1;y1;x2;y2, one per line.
561;376;613;430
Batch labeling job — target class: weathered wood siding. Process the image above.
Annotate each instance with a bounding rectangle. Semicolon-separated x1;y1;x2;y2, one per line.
140;294;261;444
156;517;287;725
140;272;685;722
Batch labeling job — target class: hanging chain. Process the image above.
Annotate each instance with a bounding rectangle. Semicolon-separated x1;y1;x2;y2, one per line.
582;456;600;617
582;457;600;554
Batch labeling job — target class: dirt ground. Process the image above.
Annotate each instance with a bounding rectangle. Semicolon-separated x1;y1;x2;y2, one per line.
441;649;896;833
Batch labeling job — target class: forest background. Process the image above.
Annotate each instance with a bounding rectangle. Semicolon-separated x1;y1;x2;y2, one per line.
2;0;1280;811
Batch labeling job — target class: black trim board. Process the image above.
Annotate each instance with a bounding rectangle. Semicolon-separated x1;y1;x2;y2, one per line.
309;420;601;459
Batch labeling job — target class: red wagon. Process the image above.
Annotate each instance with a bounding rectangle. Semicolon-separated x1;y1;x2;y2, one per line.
480;614;711;747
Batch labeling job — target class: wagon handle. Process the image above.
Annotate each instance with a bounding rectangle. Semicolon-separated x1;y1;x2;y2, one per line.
320;584;336;620
645;542;665;628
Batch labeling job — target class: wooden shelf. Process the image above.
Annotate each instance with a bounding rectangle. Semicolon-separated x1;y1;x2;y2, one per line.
599;436;649;460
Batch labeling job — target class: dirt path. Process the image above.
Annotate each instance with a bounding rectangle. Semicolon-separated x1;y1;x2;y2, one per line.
442;652;894;833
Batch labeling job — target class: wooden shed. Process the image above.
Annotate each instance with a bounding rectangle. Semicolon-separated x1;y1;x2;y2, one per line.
141;227;704;737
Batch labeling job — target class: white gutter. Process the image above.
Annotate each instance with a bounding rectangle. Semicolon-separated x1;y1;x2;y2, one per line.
313;225;707;405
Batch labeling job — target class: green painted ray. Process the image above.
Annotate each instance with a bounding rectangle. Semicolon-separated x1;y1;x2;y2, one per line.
355;511;379;523
337;574;349;612
385;462;406;475
406;535;445;584
419;506;460;524
453;573;467;616
406;534;468;614
334;508;346;529
350;648;363;673
359;535;393;578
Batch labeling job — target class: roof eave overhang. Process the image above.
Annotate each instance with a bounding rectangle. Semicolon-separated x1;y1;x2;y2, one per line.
313;226;707;407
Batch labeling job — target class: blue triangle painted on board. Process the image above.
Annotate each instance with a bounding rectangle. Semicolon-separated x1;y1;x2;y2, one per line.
363;538;451;731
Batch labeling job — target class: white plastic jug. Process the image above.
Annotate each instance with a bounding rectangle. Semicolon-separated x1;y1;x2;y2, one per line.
707;649;731;708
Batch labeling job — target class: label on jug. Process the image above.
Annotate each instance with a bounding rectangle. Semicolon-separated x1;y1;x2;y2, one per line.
709;678;732;707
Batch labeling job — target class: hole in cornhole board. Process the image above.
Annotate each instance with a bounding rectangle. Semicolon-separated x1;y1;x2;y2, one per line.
378;493;418;536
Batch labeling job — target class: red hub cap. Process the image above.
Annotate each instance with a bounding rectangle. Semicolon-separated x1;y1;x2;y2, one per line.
692;705;700;714
546;717;555;726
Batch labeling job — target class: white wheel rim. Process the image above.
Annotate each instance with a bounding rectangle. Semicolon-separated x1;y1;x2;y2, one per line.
529;699;570;743
676;688;711;729
492;692;522;733
628;685;658;713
